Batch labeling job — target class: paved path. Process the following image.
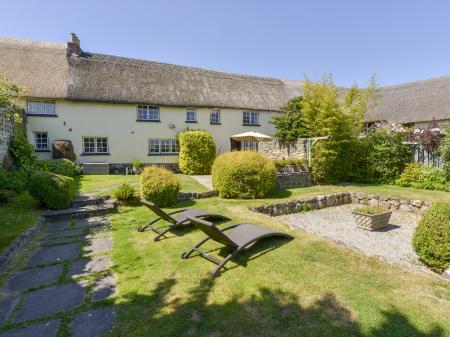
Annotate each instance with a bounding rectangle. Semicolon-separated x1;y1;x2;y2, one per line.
0;215;116;337
191;175;213;190
277;204;431;274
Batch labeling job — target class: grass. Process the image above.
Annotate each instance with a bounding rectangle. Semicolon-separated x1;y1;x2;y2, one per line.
0;192;41;252
78;174;207;195
110;191;450;336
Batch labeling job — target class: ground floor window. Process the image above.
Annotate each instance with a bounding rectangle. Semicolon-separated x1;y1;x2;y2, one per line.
83;137;109;154
210;109;220;124
149;139;179;155
33;132;49;151
242;141;257;151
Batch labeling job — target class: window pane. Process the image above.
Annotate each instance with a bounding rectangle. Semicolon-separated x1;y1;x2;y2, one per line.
96;138;108;153
83;138;95;153
210;110;220;124
149;139;160;153
34;132;48;150
28;100;55;115
138;105;159;120
242;141;257;151
186;108;196;121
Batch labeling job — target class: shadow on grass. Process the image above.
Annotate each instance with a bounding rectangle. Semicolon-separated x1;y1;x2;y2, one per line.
112;277;445;337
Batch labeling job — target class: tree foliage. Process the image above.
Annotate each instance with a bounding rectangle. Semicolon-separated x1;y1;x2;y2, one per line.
0;75;25;120
438;124;450;176
270;97;306;141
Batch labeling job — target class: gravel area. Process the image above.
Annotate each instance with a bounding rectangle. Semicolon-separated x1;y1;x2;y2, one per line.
277;204;431;274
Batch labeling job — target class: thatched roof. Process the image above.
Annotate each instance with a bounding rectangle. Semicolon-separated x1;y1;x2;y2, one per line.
368;76;450;123
0;37;302;111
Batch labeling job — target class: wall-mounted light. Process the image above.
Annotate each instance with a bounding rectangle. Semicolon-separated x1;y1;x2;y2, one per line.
168;124;175;129
69;128;72;132
63;121;66;126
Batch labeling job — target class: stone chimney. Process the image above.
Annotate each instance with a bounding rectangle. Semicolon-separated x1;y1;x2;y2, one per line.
67;33;82;56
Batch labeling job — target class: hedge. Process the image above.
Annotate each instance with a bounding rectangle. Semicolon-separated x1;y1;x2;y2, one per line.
212;151;276;199
28;171;75;209
412;202;450;272
396;162;450;192
0;168;28;193
178;130;216;175
140;166;180;207
38;159;82;177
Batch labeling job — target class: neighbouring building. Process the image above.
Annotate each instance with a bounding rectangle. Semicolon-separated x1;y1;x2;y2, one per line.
0;34;449;171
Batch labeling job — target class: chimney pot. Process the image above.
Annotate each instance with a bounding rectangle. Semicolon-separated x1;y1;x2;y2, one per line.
67;33;82;56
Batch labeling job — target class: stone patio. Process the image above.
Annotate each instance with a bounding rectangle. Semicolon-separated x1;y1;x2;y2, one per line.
0;214;116;336
277;203;430;273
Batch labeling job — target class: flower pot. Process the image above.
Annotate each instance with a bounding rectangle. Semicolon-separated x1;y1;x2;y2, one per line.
352;210;393;231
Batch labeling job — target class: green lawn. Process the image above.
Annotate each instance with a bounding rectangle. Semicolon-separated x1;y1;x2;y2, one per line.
0;193;41;252
110;187;450;336
78;174;207;195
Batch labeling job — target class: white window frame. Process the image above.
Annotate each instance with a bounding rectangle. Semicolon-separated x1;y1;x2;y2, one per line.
210;109;220;124
27;100;56;115
243;111;259;125
82;137;109;154
186;108;197;122
33;132;49;151
148;139;179;155
137;105;160;121
242;141;257;151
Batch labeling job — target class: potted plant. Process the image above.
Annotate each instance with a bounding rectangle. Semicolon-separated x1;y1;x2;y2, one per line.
352;206;393;231
132;159;142;174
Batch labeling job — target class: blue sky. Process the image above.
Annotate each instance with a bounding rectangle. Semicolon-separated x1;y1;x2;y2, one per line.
2;0;450;87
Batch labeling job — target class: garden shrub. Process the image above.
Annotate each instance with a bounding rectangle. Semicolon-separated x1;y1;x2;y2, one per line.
412;202;450;272
28;171;75;209
0;168;28;193
396;163;450;192
140;166;180;207
352;131;412;183
114;183;136;204
212;151;276;199
178;130;216;175
439;124;450;177
38;159;82;177
52;140;76;161
272;158;308;168
9;132;36;168
0;190;17;203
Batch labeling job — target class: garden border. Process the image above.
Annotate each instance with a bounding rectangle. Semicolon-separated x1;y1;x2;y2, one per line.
0;217;45;272
177;190;218;201
250;191;431;217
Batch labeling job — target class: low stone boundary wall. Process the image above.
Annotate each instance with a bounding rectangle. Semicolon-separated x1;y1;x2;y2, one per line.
177;190;218;201
0;217;45;272
276;172;312;190
250;191;430;217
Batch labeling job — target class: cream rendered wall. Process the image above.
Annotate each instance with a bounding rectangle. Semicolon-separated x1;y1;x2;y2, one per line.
25;100;279;164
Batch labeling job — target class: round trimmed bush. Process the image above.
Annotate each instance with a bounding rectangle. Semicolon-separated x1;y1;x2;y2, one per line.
178;130;216;175
412;202;450;272
140;166;180;207
114;183;136;204
28;171;75;209
212;151;276;199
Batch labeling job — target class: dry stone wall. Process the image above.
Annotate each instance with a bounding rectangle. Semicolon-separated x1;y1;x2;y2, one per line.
258;139;307;159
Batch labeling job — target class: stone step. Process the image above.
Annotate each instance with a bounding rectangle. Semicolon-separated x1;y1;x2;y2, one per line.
42;200;116;219
72;194;110;207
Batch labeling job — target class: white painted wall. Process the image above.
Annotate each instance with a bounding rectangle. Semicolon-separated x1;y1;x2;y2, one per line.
25;100;279;164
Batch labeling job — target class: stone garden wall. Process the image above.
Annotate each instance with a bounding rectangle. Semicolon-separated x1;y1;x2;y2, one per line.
276;172;312;190
258;139;307;159
250;191;430;217
177;190;218;201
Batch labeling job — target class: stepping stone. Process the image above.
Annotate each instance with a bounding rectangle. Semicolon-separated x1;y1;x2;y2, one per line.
68;256;111;278
43;237;81;246
75;217;110;228
0;319;60;337
0;291;19;327
72;308;115;337
4;264;63;292
13;283;85;322
84;237;112;255
27;242;81;266
45;228;85;239
92;275;116;302
47;219;72;232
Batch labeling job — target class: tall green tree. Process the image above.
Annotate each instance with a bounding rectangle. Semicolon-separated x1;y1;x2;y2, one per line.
270;97;306;141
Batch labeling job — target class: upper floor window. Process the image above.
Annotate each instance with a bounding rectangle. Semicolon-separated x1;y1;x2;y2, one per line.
33;132;49;151
137;105;160;121
210;109;220;124
186;108;197;122
27;100;56;115
243;111;259;126
149;139;179;155
83;137;109;154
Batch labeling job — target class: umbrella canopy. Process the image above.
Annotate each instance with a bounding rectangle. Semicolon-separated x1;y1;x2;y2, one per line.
230;131;273;142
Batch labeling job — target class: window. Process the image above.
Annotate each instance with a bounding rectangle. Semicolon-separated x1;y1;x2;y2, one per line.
27;100;56;115
83;137;109;154
186;108;197;122
210;109;220;124
242;141;257;151
148;139;179;155
243;111;259;125
137;105;160;121
33;132;49;151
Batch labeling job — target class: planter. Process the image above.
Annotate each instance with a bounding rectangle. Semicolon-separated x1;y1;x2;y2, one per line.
352;209;393;231
285;165;295;173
